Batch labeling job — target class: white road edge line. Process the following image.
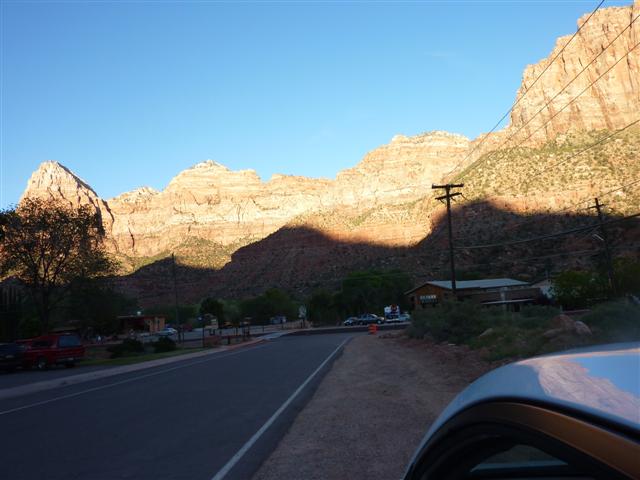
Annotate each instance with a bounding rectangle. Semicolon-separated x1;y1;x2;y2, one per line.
210;336;350;480
0;343;269;416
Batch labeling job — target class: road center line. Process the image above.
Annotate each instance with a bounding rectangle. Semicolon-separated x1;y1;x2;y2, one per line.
210;336;351;480
0;343;269;416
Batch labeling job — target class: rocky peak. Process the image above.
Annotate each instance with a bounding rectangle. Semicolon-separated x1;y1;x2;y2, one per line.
109;186;159;204
21;160;99;207
193;160;228;170
391;131;469;145
165;160;261;193
20;160;115;235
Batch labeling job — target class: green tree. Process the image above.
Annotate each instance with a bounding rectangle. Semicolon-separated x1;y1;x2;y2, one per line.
64;278;137;335
307;289;339;325
340;270;412;315
552;270;606;309
221;299;242;326
613;258;640;295
200;297;225;323
240;288;297;325
0;198;115;333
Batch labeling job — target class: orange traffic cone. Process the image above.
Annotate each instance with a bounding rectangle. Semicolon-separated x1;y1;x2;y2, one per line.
368;324;378;335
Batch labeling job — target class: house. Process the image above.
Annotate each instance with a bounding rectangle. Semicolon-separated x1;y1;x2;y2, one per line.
405;278;542;311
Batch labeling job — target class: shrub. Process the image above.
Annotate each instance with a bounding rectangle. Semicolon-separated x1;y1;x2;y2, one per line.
107;338;144;358
552;270;606;309
407;301;499;344
409;301;560;360
152;336;176;353
580;299;640;343
406;309;436;340
520;305;560;319
513;305;558;330
470;323;550;361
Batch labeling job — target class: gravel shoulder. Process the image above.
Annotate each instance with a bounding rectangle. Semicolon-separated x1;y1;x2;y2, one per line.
253;332;493;480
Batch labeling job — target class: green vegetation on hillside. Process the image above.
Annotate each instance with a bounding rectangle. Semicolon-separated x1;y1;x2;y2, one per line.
117;236;258;273
456;128;640;214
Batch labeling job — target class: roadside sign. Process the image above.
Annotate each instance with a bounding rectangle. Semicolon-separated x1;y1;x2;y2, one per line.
299;306;307;318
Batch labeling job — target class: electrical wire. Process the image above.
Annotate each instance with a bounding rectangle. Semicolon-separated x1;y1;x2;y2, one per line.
443;0;607;178
455;212;639;250
452;12;639;184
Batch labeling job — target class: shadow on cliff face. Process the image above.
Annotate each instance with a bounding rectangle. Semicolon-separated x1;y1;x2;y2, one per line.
111;200;640;307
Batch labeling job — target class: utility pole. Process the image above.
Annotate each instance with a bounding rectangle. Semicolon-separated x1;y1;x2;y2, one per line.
171;252;181;342
589;198;617;296
432;183;464;297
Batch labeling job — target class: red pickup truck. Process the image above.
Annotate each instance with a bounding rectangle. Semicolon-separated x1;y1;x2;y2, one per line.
21;333;85;370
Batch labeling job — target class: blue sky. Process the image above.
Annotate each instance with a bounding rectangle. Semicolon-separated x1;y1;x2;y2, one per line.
1;0;633;208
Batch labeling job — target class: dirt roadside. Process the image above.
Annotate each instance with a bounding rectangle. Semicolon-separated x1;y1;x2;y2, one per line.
253;333;494;480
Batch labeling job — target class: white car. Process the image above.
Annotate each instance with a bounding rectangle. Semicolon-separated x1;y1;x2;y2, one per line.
157;327;177;336
385;313;411;323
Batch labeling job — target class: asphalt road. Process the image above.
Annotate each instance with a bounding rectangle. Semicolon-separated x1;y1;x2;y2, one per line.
0;364;114;390
0;333;353;480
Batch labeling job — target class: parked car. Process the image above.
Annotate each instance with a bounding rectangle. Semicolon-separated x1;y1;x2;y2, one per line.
343;317;358;326
403;343;640;479
157;327;178;336
385;312;411;323
357;314;382;325
0;343;26;372
21;333;85;370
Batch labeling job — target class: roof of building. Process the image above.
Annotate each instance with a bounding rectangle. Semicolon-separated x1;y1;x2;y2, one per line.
405;278;529;294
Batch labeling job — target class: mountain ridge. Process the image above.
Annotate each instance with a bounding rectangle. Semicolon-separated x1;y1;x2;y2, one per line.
17;2;640;297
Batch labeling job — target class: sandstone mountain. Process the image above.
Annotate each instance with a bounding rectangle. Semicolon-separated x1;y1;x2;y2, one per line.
509;2;639;144
18;2;640;303
22;129;470;260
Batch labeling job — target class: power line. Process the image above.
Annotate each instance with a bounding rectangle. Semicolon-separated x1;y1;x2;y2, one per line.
455;12;639;182
443;0;607;178
437;19;640;244
543;119;640;171
110;178;640;265
495;176;640;234
456;212;640;250
409;244;639;282
132;239;640;300
456;121;640;236
506;41;640;151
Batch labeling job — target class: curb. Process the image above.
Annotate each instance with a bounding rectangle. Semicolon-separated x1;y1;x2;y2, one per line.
0;338;267;401
286;323;409;336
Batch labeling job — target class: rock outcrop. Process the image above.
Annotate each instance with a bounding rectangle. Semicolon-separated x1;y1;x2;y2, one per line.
508;1;639;144
20;161;114;234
